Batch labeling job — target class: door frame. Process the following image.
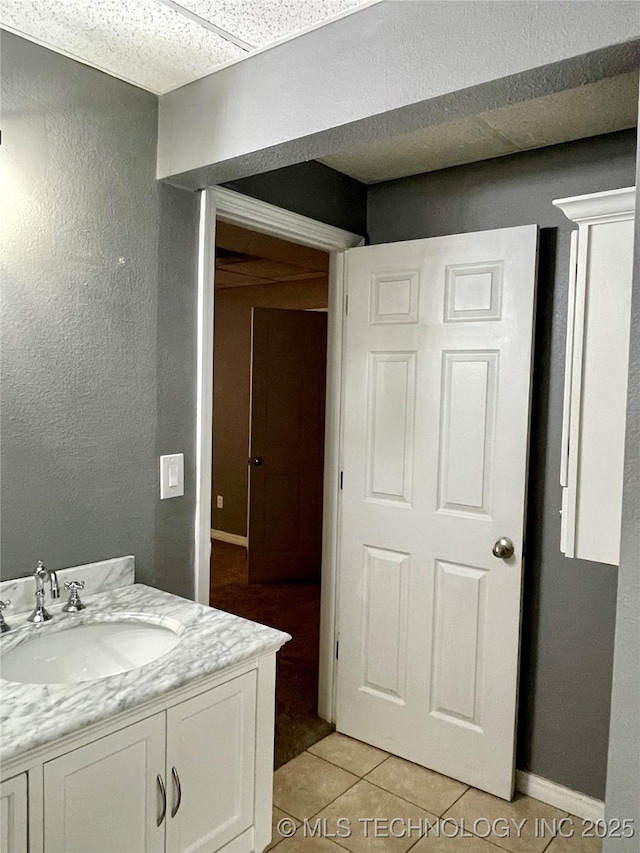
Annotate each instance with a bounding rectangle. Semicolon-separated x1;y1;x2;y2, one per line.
195;186;364;721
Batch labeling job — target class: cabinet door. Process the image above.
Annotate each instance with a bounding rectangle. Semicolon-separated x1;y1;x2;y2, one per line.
165;671;257;853
555;187;635;565
0;774;28;853
44;715;166;853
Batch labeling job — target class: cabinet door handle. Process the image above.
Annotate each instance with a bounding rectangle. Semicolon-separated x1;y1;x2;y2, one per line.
171;766;182;818
157;774;167;826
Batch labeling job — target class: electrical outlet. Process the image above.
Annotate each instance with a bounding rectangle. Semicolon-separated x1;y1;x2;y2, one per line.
216;495;224;509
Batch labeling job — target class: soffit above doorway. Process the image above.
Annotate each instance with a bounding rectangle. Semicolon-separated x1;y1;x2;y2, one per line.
0;0;375;94
319;72;639;184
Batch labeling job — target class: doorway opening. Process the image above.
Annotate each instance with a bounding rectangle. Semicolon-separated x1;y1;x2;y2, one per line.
210;222;332;767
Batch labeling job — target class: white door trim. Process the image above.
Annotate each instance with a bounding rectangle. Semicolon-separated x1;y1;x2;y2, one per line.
195;186;364;722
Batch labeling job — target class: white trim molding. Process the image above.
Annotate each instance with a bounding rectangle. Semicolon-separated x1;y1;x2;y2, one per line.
195;185;364;721
211;529;248;548
209;186;363;252
553;185;636;225
194;189;217;606
516;771;605;822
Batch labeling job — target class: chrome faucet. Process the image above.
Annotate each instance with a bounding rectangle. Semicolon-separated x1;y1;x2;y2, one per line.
28;560;60;623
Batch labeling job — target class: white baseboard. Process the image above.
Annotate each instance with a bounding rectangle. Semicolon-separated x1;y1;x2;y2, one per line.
211;528;248;548
516;770;604;822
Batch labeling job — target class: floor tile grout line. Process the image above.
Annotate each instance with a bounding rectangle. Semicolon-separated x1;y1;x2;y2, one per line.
273;755;363;828
273;805;300;825
276;774;364;848
442;783;472;813
362;774;460;818
305;775;363;821
303;743;473;818
306;742;391;778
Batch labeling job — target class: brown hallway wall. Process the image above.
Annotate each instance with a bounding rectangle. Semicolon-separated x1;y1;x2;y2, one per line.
212;279;328;537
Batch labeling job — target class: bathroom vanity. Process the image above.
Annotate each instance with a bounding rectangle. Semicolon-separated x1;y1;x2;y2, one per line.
0;560;290;853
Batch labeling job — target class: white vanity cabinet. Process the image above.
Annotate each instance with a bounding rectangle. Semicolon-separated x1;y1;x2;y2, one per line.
44;670;257;853
0;774;28;853
2;655;277;853
554;186;636;566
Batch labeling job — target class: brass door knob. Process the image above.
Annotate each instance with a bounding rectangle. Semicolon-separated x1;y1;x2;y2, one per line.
492;537;515;559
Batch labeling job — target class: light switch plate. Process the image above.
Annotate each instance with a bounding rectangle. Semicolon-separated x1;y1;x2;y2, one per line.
160;453;184;499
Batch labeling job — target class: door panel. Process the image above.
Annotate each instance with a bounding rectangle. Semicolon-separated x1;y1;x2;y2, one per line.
431;559;487;727
336;226;538;799
366;353;416;505
248;308;327;582
0;774;27;853
165;671;257;853
361;545;410;701
438;351;498;516
44;715;165;853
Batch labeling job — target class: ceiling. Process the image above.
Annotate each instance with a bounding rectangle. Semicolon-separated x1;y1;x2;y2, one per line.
0;0;373;94
215;222;328;289
319;72;639;184
2;2;635;183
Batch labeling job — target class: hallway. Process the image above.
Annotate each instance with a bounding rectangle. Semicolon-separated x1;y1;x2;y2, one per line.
209;540;333;768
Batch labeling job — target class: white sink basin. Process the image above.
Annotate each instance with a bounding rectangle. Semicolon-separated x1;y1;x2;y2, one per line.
0;619;182;684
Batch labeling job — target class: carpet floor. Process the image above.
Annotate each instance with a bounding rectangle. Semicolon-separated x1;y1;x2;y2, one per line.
209;540;334;768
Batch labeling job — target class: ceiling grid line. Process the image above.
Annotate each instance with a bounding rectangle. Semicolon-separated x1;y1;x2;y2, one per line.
156;0;254;52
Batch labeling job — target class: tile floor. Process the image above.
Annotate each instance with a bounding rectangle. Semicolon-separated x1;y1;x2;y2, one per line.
269;734;602;853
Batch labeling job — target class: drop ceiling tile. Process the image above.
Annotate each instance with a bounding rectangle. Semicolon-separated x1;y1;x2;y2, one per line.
223;258;318;279
0;0;245;93
175;0;367;48
214;269;271;287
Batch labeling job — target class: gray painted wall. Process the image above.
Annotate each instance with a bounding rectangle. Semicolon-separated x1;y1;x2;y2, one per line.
604;126;640;844
158;1;640;187
0;32;198;598
223;161;367;236
367;129;637;800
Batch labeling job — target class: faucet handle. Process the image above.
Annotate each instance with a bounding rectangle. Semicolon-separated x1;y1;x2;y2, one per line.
0;600;11;633
63;580;85;613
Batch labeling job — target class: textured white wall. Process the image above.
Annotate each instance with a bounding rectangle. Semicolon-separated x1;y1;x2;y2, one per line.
158;0;640;185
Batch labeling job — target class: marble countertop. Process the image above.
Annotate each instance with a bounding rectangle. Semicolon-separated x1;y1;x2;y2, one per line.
0;583;290;764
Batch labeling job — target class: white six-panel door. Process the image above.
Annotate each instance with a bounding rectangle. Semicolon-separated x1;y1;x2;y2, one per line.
336;226;538;799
